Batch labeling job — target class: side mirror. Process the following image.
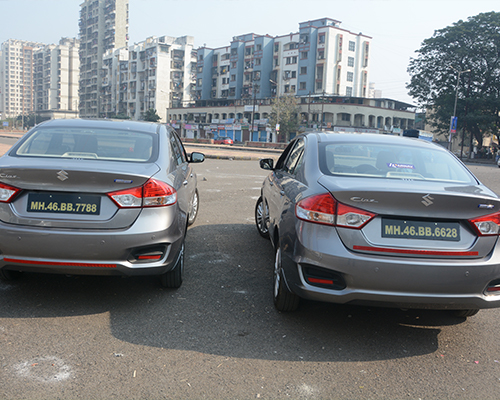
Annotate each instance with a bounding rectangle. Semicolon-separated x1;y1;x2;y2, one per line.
259;158;274;170
189;152;205;163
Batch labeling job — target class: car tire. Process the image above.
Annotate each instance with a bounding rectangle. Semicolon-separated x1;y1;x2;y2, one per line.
255;196;270;239
160;243;184;288
0;269;23;281
187;189;199;226
273;243;300;312
452;309;479;318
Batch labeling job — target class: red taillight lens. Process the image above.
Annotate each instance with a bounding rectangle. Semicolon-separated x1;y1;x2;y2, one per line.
296;193;376;229
469;212;500;236
108;179;177;208
143;179;176;207
0;182;21;203
296;193;336;225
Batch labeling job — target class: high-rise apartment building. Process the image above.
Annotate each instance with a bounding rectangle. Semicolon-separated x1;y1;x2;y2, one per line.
195;18;372;103
0;39;44;118
33;38;80;119
78;0;129;118
102;35;196;121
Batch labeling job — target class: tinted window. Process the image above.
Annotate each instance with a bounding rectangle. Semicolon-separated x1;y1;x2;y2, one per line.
319;141;476;184
13;127;154;162
284;139;305;175
169;132;187;166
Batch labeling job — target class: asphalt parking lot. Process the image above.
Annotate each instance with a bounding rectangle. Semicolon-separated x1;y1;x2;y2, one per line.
1;133;500;399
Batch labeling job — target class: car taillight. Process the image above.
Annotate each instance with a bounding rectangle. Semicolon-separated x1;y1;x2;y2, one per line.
295;193;376;229
469;212;500;236
0;182;21;203
296;193;336;225
108;179;177;208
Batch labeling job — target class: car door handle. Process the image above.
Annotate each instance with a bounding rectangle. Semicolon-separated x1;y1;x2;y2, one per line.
280;190;285;196
183;180;189;186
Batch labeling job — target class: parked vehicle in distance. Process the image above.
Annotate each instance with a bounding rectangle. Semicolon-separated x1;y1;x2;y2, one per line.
0;119;205;288
214;137;234;145
255;131;500;317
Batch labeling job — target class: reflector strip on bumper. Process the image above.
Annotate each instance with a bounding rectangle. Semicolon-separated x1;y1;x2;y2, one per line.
353;245;479;257
4;257;117;268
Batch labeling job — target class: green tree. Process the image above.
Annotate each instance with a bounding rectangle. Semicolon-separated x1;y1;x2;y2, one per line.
407;12;500;147
269;94;300;142
142;108;161;122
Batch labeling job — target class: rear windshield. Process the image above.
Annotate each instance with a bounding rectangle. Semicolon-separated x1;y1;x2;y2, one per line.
12;127;156;162
319;141;476;184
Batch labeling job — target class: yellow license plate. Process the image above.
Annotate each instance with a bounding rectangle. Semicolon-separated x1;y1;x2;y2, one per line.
382;218;460;241
27;193;101;215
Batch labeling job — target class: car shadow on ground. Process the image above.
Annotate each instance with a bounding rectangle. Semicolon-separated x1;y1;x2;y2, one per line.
0;223;467;362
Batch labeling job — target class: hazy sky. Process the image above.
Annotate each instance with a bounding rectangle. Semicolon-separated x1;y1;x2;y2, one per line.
1;0;498;104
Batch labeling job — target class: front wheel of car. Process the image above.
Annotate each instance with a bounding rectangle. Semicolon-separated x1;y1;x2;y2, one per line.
273;244;300;312
452;309;479;318
255;196;270;239
187;189;199;226
160;243;184;288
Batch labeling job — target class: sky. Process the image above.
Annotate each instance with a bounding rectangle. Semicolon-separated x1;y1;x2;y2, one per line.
1;0;499;105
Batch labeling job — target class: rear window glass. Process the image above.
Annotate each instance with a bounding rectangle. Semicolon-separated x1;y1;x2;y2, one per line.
12;127;155;162
319;141;476;184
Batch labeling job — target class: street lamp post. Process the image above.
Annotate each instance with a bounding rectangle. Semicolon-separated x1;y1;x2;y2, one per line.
449;67;471;150
270;79;279;142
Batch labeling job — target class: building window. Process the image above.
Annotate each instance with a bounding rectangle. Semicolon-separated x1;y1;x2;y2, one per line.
197;78;202;86
341;113;350;121
346;87;353;96
300;66;307;75
301;51;308;59
348;41;355;51
347;72;354;82
299;82;306;90
274;43;279;53
318;49;325;60
348;57;354;67
274;58;279;67
292;71;297;78
318;33;326;44
255;58;261;66
286;56;297;65
256;44;262;51
231;74;236;82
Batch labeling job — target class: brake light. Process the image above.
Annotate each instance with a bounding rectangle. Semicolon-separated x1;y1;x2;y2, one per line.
468;212;500;236
108;179;177;208
295;193;376;229
0;182;21;203
296;193;336;225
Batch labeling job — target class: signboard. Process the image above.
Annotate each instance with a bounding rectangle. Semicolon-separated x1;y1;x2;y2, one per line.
450;116;458;134
2;122;8;127
276;124;280;132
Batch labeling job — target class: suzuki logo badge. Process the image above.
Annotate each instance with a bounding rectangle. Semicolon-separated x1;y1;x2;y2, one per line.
57;170;69;181
421;194;434;207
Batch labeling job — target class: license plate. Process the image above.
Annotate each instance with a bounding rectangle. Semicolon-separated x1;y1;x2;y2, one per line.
27;193;101;215
382;218;460;241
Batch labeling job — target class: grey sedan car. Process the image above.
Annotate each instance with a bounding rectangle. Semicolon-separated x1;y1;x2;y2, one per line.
0;118;204;288
255;131;500;317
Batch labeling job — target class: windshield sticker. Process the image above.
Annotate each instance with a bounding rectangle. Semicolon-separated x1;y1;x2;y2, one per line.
387;162;415;169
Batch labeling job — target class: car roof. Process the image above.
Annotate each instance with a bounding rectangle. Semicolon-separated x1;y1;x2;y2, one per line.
304;131;442;151
34;118;162;134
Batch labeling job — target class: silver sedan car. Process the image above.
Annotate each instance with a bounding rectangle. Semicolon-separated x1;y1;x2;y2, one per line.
0;118;204;288
255;132;500;317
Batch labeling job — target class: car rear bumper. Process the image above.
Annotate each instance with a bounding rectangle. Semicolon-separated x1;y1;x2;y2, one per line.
280;229;500;310
0;221;185;277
